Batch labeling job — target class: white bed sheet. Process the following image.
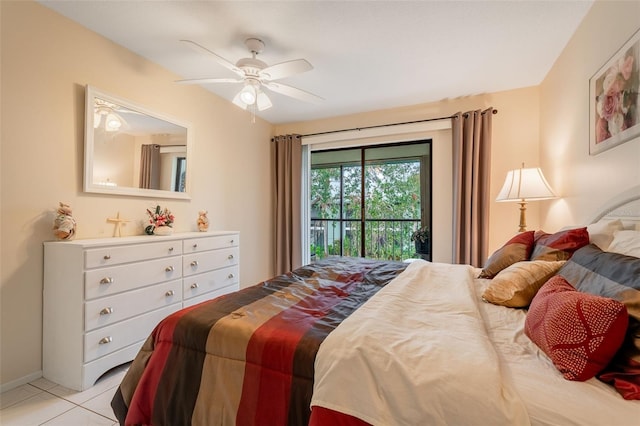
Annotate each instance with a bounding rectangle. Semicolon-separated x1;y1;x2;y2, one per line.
475;276;640;426
312;260;530;426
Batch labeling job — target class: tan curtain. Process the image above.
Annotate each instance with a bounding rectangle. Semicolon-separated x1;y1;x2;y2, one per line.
452;108;494;266
139;144;160;189
273;134;302;275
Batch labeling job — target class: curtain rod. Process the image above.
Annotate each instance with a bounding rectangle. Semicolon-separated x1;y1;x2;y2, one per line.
272;108;497;140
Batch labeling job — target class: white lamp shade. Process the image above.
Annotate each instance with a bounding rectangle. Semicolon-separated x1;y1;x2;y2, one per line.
496;166;556;202
256;90;272;111
238;84;257;105
232;91;249;110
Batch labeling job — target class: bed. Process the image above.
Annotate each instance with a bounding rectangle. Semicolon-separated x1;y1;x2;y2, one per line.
111;194;640;426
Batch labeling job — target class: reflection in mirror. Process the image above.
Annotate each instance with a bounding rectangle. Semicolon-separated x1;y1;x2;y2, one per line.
84;85;192;199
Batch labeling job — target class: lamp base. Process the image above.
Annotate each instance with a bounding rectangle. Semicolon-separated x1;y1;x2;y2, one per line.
518;201;528;232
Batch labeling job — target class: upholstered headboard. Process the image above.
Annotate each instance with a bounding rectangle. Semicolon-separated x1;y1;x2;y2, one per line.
590;185;640;229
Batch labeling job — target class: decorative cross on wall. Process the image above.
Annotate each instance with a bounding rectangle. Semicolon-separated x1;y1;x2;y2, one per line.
107;212;131;237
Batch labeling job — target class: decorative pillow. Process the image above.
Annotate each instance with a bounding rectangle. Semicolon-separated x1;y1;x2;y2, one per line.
524;275;628;381
586;219;624;251
599;320;640;400
607;230;640;258
530;227;589;261
481;260;565;308
558;243;640;398
478;231;535;278
558;244;640;318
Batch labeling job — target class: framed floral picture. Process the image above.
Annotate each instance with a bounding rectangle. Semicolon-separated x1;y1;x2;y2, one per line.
589;28;640;155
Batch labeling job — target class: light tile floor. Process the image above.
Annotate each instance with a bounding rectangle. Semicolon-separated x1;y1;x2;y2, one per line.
0;363;129;426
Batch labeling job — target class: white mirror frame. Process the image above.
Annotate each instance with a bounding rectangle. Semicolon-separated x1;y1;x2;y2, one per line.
84;85;193;199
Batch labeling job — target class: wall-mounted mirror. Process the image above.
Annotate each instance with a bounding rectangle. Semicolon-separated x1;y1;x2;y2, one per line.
84;85;192;199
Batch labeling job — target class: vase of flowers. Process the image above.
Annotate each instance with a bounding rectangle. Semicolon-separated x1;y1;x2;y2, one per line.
145;205;175;235
411;225;430;255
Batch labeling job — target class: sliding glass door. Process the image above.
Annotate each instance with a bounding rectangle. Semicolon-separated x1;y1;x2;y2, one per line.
310;140;431;261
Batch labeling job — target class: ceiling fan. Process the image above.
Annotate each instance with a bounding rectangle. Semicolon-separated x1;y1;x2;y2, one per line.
94;98;129;132
176;38;323;111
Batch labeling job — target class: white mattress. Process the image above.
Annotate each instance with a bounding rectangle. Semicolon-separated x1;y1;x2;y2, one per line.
475;274;640;426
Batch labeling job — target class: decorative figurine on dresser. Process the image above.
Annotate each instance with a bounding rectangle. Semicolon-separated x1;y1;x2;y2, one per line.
53;202;76;240
197;209;209;232
42;230;240;390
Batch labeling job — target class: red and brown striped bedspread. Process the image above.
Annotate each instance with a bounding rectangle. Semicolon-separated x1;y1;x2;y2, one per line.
111;257;407;425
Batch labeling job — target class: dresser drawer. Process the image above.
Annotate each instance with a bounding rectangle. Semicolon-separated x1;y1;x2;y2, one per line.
85;279;182;331
85;241;182;269
183;234;238;254
85;256;182;300
84;303;180;363
183;247;239;277
183;266;239;300
183;283;240;308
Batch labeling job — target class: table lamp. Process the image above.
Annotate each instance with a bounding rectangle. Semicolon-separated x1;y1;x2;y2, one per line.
496;163;556;232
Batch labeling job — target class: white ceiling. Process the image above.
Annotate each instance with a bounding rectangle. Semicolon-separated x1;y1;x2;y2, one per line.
39;1;593;125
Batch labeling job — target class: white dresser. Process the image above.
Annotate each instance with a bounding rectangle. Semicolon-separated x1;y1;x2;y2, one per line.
43;231;239;391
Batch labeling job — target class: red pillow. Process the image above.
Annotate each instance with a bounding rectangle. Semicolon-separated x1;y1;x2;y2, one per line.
598;326;640;400
530;227;589;261
478;231;534;278
524;275;628;381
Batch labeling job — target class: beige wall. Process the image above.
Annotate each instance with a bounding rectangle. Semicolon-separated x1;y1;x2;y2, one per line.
276;86;542;260
0;1;274;389
540;0;640;229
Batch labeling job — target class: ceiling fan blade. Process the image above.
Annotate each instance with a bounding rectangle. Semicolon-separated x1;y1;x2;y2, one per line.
175;77;243;85
180;39;243;76
263;81;323;104
259;59;313;81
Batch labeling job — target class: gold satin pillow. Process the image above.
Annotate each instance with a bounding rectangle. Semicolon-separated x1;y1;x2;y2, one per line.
482;260;565;308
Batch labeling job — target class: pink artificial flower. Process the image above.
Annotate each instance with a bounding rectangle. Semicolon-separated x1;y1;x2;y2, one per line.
600;92;621;121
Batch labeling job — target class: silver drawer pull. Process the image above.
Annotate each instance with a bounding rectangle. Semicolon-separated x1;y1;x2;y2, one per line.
99;307;114;316
228;254;234;260
169;247;174;252
165;266;174;272
190;283;199;289
99;336;112;345
99;277;114;285
165;290;175;297
103;255;111;260
228;273;235;279
190;261;198;267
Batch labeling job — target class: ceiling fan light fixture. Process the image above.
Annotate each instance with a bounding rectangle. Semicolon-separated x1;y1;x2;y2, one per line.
105;113;122;131
238;84;257;105
232;92;249;110
256;91;272;111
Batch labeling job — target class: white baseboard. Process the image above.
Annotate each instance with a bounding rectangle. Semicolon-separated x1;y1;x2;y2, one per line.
0;370;43;393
